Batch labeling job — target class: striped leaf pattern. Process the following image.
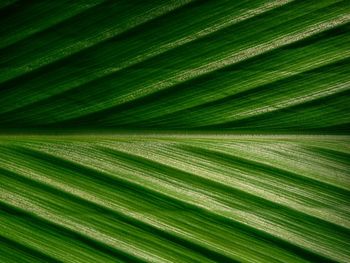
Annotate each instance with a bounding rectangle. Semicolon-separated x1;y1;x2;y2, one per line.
0;1;349;262
0;0;349;131
1;135;349;262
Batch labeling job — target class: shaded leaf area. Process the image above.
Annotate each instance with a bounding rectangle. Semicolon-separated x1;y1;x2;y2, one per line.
0;0;349;131
0;136;349;262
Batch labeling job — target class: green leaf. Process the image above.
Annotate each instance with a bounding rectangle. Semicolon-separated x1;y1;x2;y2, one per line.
0;1;349;262
0;0;349;131
0;135;349;262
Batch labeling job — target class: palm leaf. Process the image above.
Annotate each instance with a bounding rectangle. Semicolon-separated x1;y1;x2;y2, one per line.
0;1;349;262
1;135;349;262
